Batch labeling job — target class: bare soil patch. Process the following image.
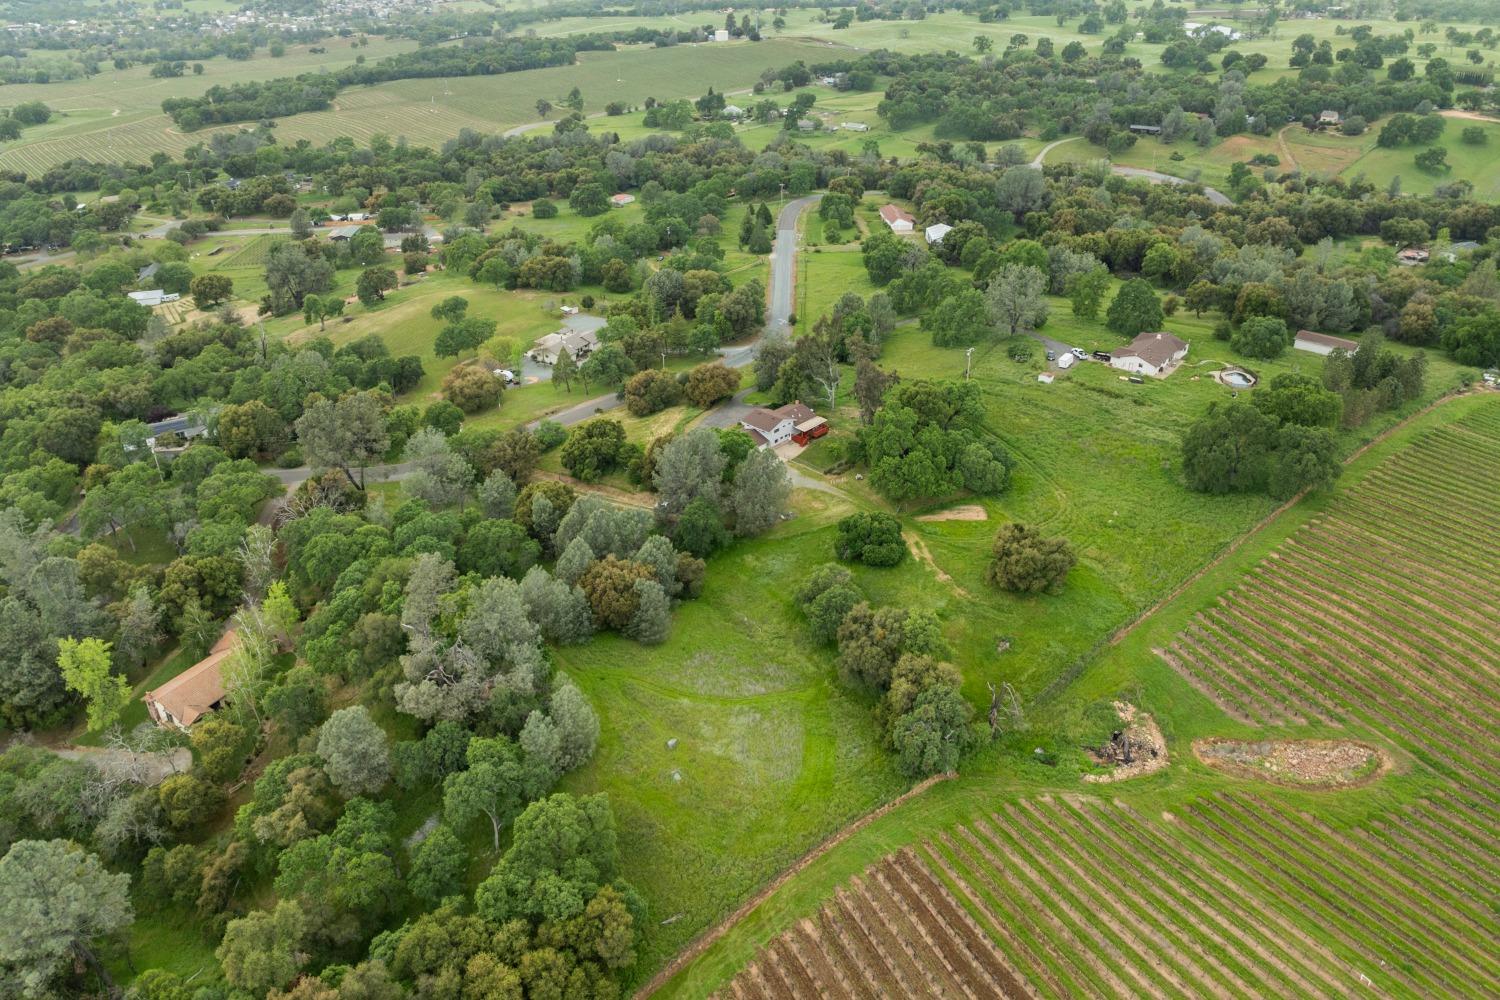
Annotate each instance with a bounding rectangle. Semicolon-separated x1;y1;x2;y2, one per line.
1194;738;1390;789
905;533;971;599
915;504;988;523
1082;701;1168;783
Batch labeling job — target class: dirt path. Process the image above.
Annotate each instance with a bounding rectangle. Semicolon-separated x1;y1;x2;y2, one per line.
1275;124;1299;173
531;470;655;509
634;772;957;999
1107;389;1478;649
906;532;971;599
1440;108;1500;124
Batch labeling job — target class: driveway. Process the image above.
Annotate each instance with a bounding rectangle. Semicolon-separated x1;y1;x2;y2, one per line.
520;313;606;382
529;195;820;429
1110;165;1233;206
1025;139;1232;206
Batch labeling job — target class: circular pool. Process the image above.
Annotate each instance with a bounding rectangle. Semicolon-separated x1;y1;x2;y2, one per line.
1220;369;1256;388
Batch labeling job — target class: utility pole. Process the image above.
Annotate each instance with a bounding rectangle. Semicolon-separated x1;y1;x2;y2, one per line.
661;351;668;370
965;347;975;380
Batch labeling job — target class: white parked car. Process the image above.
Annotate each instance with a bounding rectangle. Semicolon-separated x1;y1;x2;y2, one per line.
1071;348;1088;360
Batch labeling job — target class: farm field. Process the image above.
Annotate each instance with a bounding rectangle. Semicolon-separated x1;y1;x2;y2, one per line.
662;393;1500;999
0;38;837;174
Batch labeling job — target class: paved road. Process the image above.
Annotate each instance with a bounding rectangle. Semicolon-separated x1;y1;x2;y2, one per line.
532;194;820;429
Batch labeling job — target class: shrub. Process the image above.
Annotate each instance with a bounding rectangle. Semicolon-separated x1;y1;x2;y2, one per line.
1231;316;1290;360
985;522;1075;593
834;512;906;567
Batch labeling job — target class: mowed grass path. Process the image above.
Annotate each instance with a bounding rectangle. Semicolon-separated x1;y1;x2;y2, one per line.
657;391;1500;999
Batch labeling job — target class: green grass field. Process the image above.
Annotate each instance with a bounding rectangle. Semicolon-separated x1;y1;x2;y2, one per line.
653;389;1500;999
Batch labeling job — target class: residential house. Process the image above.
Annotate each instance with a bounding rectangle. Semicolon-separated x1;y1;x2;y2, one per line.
1128;124;1162;135
721;104;745;119
327;224;363;241
924;222;953;245
145;630;238;730
529;328;599;365
879;204;914;234
1396;247;1430;265
795;117;817;132
1318;109;1342;128
1108;331;1189;377
1293;330;1360;356
713;28;729;41
610;192;635;207
739;401;816;448
128;289;180;307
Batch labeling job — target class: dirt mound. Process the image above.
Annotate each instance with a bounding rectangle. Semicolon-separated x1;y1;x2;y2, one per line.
916;504;988;522
1194;738;1389;789
1083;702;1168;783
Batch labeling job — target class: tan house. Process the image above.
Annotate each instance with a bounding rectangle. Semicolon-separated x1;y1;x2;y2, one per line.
1109;332;1189;378
145;630;238;730
529;328;599;365
1294;330;1360;356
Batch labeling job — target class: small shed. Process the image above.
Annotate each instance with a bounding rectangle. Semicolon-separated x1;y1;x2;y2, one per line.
1293;330;1360;356
925;223;953;245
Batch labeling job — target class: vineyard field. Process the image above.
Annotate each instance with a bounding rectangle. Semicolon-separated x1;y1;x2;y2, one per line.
0;39;833;175
707;399;1500;1000
720;788;1499;1000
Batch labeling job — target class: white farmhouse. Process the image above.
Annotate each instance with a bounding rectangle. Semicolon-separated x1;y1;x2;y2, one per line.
879;204;914;234
1108;332;1189;377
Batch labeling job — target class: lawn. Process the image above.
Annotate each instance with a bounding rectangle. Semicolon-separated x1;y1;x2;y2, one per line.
557;499;911;981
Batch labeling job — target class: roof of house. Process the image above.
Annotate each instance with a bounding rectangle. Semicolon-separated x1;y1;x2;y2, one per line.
925;222;953;242
327;224;363;240
741;400;815;433
137;262;159;280
879;204;914;225
146;630;237;727
610;192;635;203
1113;331;1188;368
1296;330;1360;352
1319;109;1342;120
146;414;205;436
532;328;599;357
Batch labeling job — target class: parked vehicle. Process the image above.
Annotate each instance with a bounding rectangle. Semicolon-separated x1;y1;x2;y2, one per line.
1071;348;1088;360
1093;350;1113;362
1045;350;1056;361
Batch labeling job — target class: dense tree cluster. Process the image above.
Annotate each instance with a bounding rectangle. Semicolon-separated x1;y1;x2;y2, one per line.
798;565;976;777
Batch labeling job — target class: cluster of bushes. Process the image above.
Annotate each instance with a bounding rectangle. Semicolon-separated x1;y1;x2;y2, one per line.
798;565;976;777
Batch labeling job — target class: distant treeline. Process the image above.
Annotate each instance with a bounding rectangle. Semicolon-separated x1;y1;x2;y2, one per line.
161;35;613;130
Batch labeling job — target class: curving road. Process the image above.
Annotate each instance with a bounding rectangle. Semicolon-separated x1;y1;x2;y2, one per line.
1110;165;1233;206
1027;137;1232;206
